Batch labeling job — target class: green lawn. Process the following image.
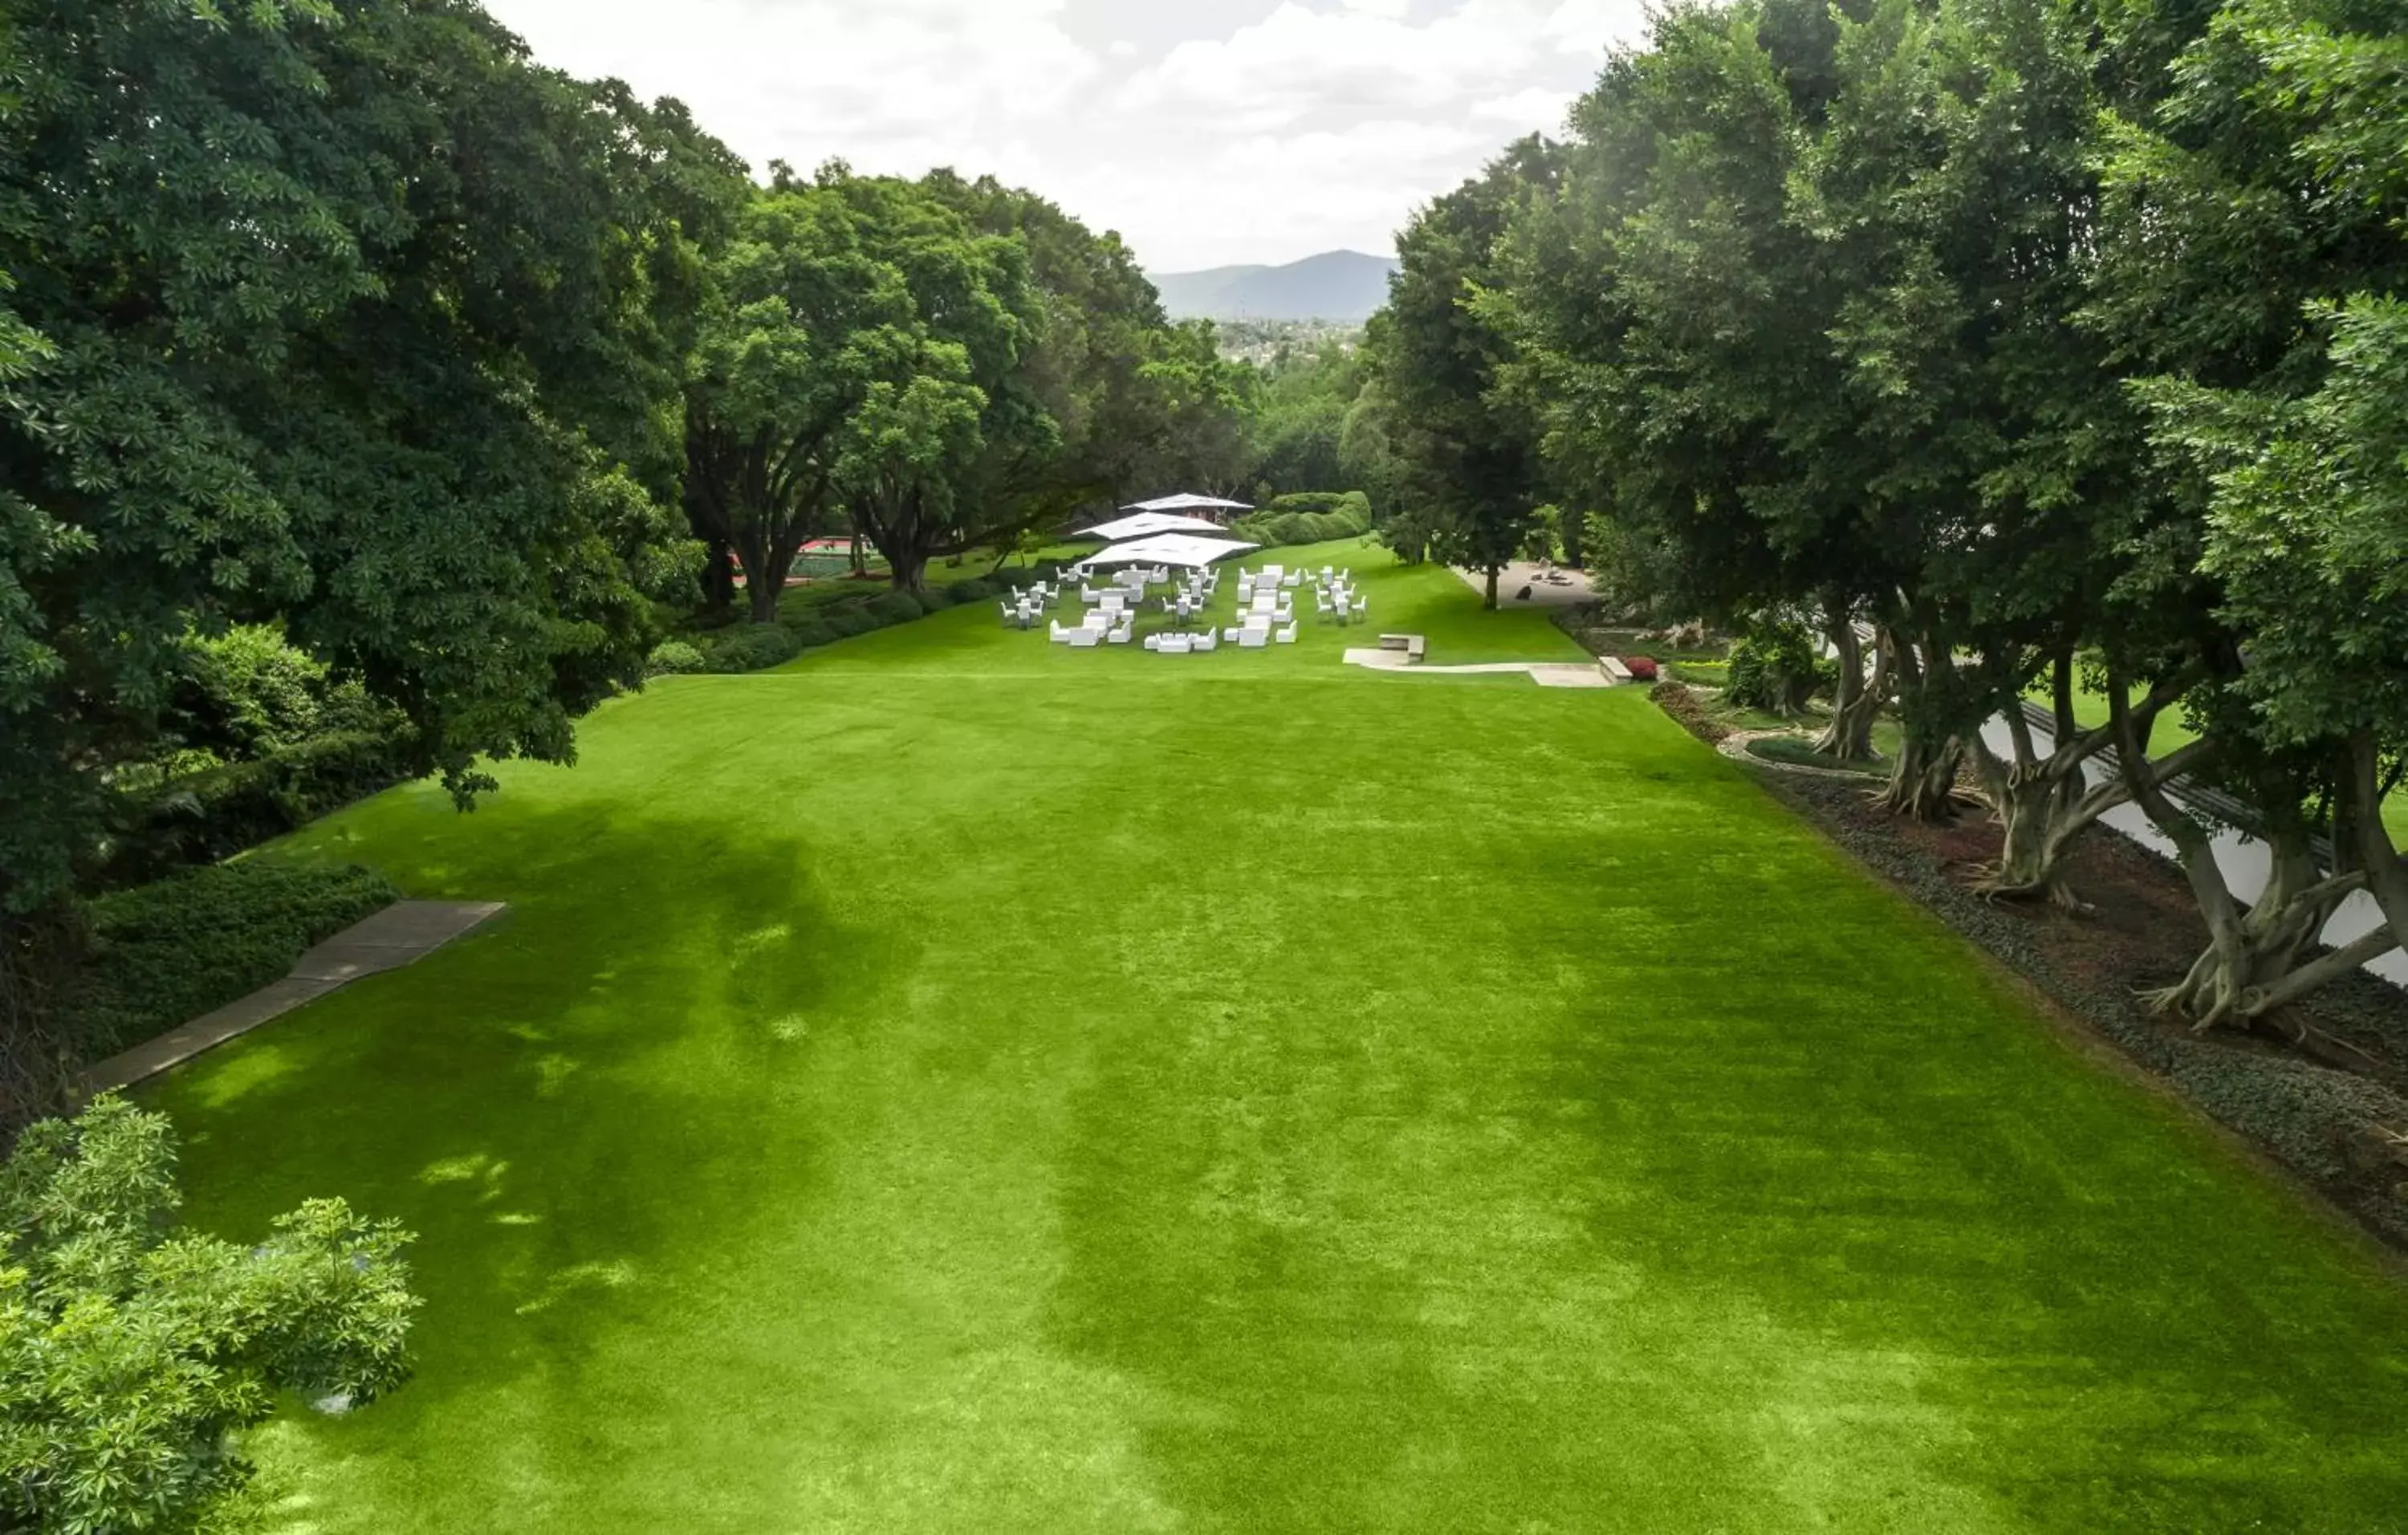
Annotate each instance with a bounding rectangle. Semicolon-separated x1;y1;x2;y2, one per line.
148;546;2408;1533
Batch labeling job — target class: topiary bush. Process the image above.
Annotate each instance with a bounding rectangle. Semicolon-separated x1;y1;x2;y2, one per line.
700;625;802;674
645;640;706;676
864;592;925;626
60;861;401;1059
824;608;881;638
951;576;999;604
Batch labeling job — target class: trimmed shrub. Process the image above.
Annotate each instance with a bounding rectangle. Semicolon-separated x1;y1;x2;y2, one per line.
780;617;838;650
701;625;803;674
1235;494;1372;549
120;729;416;883
951;576;999;604
646;640;706;676
824;608;881;638
61;861;400;1059
864;592;925;626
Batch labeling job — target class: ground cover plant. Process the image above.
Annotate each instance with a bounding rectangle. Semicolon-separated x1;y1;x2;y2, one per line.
138;549;2408;1533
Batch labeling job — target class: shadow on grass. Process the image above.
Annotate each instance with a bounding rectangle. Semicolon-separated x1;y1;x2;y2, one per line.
145;801;908;1422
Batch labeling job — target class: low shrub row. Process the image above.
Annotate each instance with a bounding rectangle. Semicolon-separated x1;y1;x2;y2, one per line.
116;728;419;886
651;563;1072;678
1232;492;1373;550
59;861;400;1061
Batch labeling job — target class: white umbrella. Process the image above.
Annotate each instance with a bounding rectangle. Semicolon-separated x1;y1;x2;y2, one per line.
1121;492;1254;515
1078;510;1229;541
1076;534;1259;570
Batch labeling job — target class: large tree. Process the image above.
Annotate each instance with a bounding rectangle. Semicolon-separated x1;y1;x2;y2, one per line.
1373;136;1563;609
0;0;717;1110
2087;0;2408;1024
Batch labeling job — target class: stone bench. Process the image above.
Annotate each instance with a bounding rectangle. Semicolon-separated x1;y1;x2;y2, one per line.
1378;633;1426;663
1599;655;1634;682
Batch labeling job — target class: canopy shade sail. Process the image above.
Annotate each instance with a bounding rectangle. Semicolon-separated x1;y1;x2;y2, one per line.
1121;492;1254;514
1077;511;1228;541
1076;534;1259;570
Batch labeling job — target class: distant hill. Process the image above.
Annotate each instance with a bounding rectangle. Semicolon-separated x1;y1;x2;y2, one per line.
1150;250;1401;324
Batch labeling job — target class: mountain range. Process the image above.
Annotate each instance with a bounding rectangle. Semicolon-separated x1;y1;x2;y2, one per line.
1149;250;1401;324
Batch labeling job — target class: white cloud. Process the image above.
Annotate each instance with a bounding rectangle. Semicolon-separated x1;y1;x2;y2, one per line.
476;0;1617;270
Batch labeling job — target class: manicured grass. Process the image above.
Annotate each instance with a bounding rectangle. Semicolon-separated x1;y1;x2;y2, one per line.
147;545;2408;1533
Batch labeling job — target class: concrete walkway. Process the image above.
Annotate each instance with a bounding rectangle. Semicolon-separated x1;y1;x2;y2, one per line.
1342;648;1618;689
1450;564;1597;610
81;901;506;1094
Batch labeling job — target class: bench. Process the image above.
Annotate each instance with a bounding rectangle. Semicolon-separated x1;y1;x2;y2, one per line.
1599;655;1634;682
1378;633;1427;664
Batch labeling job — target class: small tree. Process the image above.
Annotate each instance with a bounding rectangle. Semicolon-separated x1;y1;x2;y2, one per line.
0;1097;418;1532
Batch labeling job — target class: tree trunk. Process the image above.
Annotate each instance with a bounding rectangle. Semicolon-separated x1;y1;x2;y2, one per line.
700;539;736;615
2142;820;2372;1029
1967;662;2208;909
1812;618;1885;761
746;534;799;624
889;551;929;596
1872;735;1967;820
0;906;81;1136
2112;704;2383;1029
1866;630;1968;820
1483;565;1499;610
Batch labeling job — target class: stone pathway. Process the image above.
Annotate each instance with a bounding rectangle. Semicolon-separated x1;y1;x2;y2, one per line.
1342;648;1618;689
81;901;506;1095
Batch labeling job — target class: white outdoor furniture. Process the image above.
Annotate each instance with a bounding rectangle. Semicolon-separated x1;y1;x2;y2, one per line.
1282;571;1302;588
1159;633;1194;655
1049;620;1076;644
1107;623;1134;645
1067;626;1104;648
1193;631;1218;652
1275;621;1299;645
1237;627;1271;649
1315;593;1333;615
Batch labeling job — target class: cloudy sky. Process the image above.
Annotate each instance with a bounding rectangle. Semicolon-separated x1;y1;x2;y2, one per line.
478;0;1651;273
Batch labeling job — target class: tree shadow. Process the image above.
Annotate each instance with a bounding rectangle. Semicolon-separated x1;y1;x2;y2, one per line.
140;799;909;1442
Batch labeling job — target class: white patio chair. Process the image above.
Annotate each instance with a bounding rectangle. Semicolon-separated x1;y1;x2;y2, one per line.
1316;593;1334;615
1049;620;1076;645
1282;571;1302;588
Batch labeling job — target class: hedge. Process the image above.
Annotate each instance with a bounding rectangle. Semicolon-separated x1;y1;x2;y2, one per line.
701;625;803;674
60;861;400;1060
119;728;416;885
1232;495;1373;550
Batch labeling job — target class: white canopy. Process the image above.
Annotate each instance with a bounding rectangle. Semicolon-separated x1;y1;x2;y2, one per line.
1076;534;1259;570
1122;493;1254;515
1078;510;1228;541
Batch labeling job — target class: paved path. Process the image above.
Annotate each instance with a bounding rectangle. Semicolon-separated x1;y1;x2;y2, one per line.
1450;564;1597;610
81;901;506;1094
1342;648;1617;689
